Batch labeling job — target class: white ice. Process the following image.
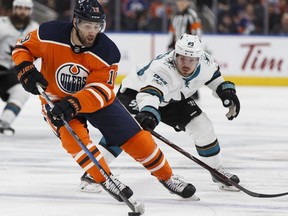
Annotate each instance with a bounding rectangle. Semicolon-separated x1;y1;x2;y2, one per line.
0;86;288;216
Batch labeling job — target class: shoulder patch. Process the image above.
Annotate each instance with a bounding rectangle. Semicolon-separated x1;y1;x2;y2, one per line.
20;33;31;43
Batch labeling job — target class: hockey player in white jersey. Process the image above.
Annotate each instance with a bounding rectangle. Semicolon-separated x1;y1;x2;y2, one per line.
80;33;241;193
0;0;38;135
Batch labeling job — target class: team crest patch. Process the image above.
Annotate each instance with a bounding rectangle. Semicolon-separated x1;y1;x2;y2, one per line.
56;63;89;94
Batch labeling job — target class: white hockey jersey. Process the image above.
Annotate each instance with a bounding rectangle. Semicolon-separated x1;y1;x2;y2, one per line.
120;50;225;110
0;16;39;69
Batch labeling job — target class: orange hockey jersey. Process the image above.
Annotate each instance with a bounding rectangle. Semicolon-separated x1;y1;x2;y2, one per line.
12;20;119;113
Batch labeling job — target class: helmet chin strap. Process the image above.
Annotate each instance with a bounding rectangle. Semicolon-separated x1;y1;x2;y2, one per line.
73;22;85;47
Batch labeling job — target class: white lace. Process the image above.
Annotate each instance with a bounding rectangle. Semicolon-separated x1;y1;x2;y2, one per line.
216;166;234;179
163;175;188;193
102;176;126;195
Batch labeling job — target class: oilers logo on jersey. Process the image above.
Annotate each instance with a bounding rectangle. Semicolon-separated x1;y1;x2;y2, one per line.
56;63;88;94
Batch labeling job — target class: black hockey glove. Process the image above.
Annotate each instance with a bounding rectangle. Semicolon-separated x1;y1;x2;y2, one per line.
47;96;81;127
216;81;240;120
15;61;48;95
135;106;161;131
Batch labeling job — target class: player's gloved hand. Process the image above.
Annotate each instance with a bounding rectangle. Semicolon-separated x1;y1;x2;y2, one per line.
47;96;81;127
15;61;48;95
135;106;161;131
216;81;240;120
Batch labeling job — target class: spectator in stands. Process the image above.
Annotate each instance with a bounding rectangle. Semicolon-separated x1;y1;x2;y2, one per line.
272;11;288;35
121;0;149;31
234;4;255;34
267;0;282;34
143;0;172;32
217;12;237;34
55;0;71;21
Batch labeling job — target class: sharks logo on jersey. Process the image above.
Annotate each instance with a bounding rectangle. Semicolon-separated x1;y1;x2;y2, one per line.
56;63;89;94
164;56;176;70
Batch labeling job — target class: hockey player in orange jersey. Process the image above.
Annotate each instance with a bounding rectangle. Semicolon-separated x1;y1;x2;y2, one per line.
12;0;197;205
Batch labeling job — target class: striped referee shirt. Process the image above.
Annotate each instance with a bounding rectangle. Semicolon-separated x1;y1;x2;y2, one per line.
168;7;202;50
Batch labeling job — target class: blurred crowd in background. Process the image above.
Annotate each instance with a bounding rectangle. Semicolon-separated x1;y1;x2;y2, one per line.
1;0;288;35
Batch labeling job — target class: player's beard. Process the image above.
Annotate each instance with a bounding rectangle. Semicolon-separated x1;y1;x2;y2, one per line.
78;32;96;48
180;67;193;77
10;14;30;30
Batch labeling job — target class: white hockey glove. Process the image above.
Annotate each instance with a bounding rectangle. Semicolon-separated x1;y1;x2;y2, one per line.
216;81;240;120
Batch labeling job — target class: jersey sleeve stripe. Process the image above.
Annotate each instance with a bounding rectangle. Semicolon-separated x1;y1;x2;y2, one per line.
140;85;164;102
86;88;105;107
85;83;112;99
190;22;201;29
12;48;31;57
205;66;221;85
90;86;109;102
14;45;30;51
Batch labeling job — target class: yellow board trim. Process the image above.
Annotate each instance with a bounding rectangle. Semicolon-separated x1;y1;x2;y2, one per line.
116;75;126;85
223;76;288;86
116;75;288;86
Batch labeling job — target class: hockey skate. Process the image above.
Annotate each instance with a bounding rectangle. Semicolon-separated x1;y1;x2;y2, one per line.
100;174;134;202
159;174;199;200
0;120;14;136
79;172;102;193
211;166;240;191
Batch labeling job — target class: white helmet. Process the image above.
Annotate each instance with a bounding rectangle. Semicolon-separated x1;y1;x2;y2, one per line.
13;0;33;9
174;33;203;58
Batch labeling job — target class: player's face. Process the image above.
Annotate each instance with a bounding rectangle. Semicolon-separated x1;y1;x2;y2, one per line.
13;6;31;21
176;0;189;12
175;54;199;77
76;20;102;47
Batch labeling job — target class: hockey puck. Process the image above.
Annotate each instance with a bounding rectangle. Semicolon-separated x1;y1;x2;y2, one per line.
128;212;141;216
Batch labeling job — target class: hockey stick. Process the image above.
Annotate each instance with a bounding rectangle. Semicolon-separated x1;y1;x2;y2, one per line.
0;69;14;76
150;130;288;198
36;83;144;215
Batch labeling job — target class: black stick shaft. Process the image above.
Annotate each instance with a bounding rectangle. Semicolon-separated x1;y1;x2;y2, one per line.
150;130;288;198
36;83;139;212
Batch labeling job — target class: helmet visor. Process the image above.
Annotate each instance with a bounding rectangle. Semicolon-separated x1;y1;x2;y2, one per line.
175;54;199;66
76;18;105;32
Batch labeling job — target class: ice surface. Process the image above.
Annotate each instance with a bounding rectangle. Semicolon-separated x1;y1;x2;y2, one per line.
1;86;288;216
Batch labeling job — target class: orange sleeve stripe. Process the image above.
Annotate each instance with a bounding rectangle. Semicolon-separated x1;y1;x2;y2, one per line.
91;86;109;101
86;88;105;107
190;22;202;30
12;49;34;64
85;82;112;100
74;88;115;113
169;25;175;33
